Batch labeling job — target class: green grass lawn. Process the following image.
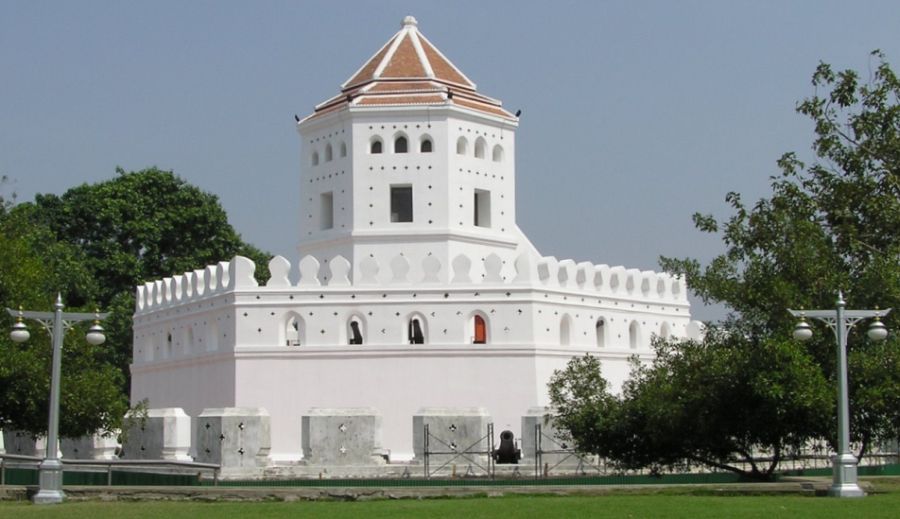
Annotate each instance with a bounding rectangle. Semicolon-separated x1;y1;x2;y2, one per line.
2;479;899;519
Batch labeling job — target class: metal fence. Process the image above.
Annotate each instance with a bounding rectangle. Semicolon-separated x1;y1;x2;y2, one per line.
0;453;219;487
422;423;495;479
3;439;898;489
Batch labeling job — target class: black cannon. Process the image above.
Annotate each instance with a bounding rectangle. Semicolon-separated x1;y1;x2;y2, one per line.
492;430;521;464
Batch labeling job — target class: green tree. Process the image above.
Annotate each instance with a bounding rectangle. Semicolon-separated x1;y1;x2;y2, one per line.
547;354;619;459
0;212;129;438
11;167;271;391
549;52;899;478
549;333;831;481
660;51;900;457
19;167;269;304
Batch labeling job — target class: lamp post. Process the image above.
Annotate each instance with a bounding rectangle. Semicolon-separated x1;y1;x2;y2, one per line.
6;295;108;505
789;292;891;498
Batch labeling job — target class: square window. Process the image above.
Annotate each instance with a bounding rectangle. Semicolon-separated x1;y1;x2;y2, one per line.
474;189;491;228
391;186;413;222
320;192;334;230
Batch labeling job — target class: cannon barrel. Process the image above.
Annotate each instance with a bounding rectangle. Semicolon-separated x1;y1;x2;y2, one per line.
492;430;521;464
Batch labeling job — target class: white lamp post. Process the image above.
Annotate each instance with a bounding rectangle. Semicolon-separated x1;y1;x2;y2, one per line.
789;292;891;498
6;295;109;505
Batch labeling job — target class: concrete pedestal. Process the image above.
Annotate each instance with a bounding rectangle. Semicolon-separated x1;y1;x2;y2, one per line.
195;407;271;470
413;407;492;470
122;407;192;461
302;408;386;465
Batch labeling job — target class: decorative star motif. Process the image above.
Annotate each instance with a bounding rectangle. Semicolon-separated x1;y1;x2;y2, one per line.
338;423;347;433
448;424;457;432
339;445;347;455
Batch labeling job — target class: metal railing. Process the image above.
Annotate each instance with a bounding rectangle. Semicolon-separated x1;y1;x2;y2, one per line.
0;453;220;486
423;423;495;479
532;424;603;477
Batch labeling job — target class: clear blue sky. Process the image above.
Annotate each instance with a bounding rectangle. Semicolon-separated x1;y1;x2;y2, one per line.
3;1;899;320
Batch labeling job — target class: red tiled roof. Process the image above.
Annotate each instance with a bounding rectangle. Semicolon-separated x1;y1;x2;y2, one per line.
418;34;471;88
302;17;516;123
344;36;395;88
357;94;446;106
367;81;438;92
379;34;428;79
341;16;475;90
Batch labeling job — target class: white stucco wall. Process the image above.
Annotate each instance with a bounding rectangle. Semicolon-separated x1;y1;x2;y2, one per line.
130;84;697;464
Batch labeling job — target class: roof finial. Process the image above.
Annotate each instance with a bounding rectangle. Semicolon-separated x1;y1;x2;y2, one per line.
402;15;418;28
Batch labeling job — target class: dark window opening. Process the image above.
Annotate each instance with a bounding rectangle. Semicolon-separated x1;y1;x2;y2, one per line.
421;139;433;153
349;321;363;345
395;136;408;153
371;140;383;154
409;319;424;344
596;319;605;348
474;189;491;228
391;186;413;222
287;319;301;346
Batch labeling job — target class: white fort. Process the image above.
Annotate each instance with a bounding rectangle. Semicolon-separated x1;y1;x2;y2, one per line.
130;16;701;463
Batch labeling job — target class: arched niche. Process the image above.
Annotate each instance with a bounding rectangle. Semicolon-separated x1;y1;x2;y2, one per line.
282;312;305;346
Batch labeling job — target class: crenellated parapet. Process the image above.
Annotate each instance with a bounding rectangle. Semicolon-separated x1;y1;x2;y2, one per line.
532;257;686;302
135;253;688;315
135;256;259;313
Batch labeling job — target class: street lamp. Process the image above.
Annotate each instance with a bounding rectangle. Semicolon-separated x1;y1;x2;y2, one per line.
6;295;109;505
789;292;891;498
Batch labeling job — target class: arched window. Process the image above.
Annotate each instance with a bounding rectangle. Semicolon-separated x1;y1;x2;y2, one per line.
473;315;487;344
324;143;333;162
349;318;364;345
408;317;425;344
629;321;640;349
659;322;671;340
394;135;408;153
595;319;606;348
560;315;572;346
474;137;486;159
339;141;347;157
420;137;433;153
285;314;304;346
311;151;319;166
492;144;504;162
456;136;468;155
370;138;383;154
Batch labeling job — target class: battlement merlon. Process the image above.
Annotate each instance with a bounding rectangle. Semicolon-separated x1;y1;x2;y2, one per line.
134;253;689;315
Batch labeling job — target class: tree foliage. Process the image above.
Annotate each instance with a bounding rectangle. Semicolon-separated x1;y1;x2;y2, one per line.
551;52;900;476
19;167;270;304
1;167;270;437
549;336;831;481
9;167;271;393
547;354;618;457
0;211;128;437
660;51;900;457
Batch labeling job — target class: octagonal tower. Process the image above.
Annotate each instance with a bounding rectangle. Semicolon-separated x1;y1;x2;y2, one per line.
297;16;530;284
